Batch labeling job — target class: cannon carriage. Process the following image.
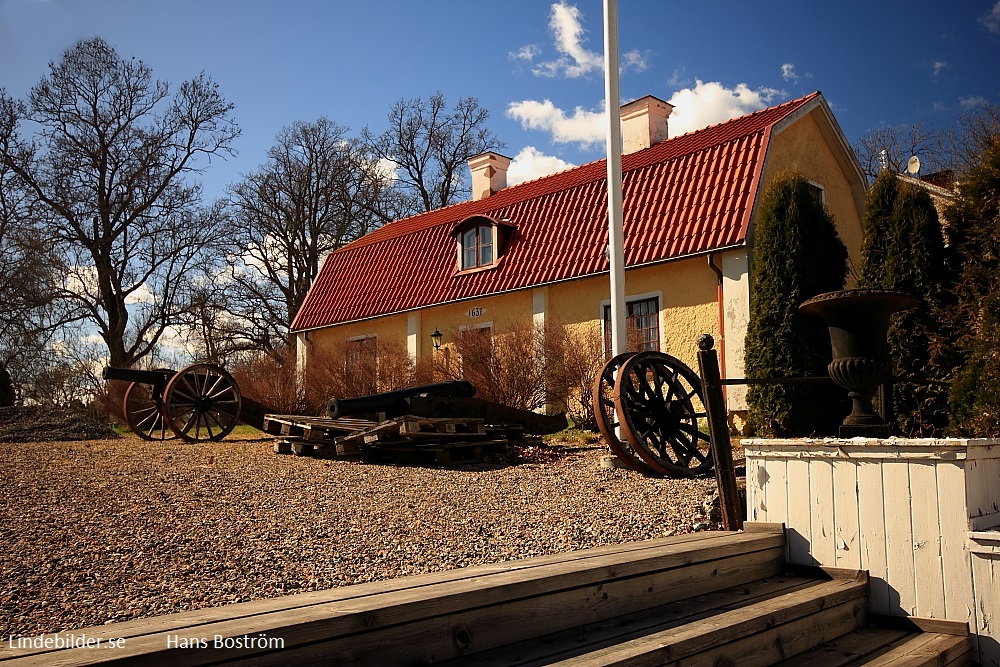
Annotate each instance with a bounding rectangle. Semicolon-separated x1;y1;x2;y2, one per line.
103;364;268;442
591;351;715;478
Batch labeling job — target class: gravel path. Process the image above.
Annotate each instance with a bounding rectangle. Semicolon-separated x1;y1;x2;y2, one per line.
0;435;719;636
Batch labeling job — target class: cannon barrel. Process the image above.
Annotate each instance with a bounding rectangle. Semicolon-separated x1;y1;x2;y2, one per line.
328;380;476;419
102;366;175;386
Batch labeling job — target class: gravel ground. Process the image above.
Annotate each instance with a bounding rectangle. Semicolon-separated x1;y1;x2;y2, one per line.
0;434;720;636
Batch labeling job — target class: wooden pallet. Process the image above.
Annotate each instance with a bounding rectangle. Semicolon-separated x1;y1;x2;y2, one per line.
262;414;377;442
266;414;521;464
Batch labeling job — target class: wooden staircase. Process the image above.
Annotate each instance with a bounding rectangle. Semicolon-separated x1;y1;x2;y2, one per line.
0;523;970;666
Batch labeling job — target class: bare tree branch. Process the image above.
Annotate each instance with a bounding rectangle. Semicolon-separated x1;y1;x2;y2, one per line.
361;92;504;213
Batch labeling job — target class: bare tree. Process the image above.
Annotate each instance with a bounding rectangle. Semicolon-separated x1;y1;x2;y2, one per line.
362;93;504;213
852;122;950;183
0;38;239;369
219;117;395;355
950;99;1000;174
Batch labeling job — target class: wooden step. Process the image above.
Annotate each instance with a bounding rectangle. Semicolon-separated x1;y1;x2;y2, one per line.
438;571;869;666
0;526;786;666
774;617;972;667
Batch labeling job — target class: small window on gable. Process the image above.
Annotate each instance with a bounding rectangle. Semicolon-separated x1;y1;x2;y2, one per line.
806;182;825;207
461;224;493;270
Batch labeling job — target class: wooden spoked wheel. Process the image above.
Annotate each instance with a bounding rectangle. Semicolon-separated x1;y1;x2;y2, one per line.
612;351;714;478
122;375;176;441
163;363;242;442
591;352;653;474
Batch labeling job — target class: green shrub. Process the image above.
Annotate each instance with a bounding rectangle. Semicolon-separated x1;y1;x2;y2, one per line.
744;173;849;436
859;172;953;436
947;136;1000;436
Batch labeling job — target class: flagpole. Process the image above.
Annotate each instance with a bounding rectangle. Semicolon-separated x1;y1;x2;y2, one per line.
603;0;626;356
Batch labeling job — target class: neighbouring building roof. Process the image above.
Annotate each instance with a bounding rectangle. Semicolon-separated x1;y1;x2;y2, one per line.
291;92;823;332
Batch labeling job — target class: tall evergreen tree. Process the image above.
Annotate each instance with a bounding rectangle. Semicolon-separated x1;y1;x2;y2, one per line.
0;361;13;407
745;174;850;436
947;136;1000;436
858;171;953;436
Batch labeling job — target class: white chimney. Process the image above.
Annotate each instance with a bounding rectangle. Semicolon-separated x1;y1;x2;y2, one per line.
620;96;673;154
468;152;511;200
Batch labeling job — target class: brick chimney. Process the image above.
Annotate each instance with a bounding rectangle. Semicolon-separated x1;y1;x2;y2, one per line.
620;96;673;154
468;152;511;200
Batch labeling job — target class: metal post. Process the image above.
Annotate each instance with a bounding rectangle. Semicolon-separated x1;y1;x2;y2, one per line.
696;334;742;531
603;0;626;356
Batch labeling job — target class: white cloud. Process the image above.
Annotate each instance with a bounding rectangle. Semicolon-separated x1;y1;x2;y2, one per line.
665;80;782;136
621;50;648;73
506;98;606;147
522;2;648;79
781;63;799;82
508;44;541;63
124;283;154;305
532;2;604;78
507;146;575;184
375;157;398;180
931;61;948;77
980;1;1000;33
960;95;988;109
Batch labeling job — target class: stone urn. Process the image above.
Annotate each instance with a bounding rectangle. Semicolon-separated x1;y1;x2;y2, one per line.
799;289;917;437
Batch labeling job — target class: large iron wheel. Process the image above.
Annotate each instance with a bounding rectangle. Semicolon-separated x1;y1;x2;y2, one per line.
612;351;714;477
591;352;653;474
163;363;242;442
122;373;176;441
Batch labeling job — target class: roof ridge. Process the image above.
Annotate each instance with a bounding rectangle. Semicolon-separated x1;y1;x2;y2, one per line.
663;91;819;143
338;91;821;253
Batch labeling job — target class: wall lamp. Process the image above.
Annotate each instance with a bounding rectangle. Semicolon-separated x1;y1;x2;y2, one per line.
431;328;443;350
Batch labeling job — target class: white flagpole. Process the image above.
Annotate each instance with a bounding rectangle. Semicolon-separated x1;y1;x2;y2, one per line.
603;0;626;356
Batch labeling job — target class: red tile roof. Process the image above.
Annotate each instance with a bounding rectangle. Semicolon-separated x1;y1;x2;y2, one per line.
292;92;822;331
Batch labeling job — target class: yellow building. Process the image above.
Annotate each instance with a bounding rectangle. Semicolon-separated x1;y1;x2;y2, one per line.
291;92;865;412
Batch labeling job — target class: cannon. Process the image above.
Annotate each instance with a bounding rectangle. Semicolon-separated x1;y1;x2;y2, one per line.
327;380;476;419
327;381;568;435
103;364;267;443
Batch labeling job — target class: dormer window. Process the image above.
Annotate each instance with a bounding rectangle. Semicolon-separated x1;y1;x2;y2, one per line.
462;224;493;269
451;215;515;274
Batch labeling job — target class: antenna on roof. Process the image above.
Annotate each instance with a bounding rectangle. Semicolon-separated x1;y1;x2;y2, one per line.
906;155;921;177
878;149;889;172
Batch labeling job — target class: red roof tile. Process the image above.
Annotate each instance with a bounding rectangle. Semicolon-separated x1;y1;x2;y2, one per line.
291;92;821;331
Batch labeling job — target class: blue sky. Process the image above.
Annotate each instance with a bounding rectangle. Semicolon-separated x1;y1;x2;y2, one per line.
2;0;999;203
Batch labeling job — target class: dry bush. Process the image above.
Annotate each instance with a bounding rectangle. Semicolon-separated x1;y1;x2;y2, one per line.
543;320;606;429
441;318;602;419
302;338;415;414
229;347;304;414
445;320;543;411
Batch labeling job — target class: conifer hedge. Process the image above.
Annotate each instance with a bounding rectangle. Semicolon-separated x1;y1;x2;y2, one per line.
744;173;849;436
946;136;1000;436
858;171;952;436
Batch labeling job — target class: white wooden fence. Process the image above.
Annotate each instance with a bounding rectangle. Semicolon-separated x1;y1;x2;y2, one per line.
744;437;1000;666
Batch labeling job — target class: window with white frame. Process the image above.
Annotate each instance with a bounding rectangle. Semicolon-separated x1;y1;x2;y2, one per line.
806;181;825;206
603;296;660;356
461;224;494;269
